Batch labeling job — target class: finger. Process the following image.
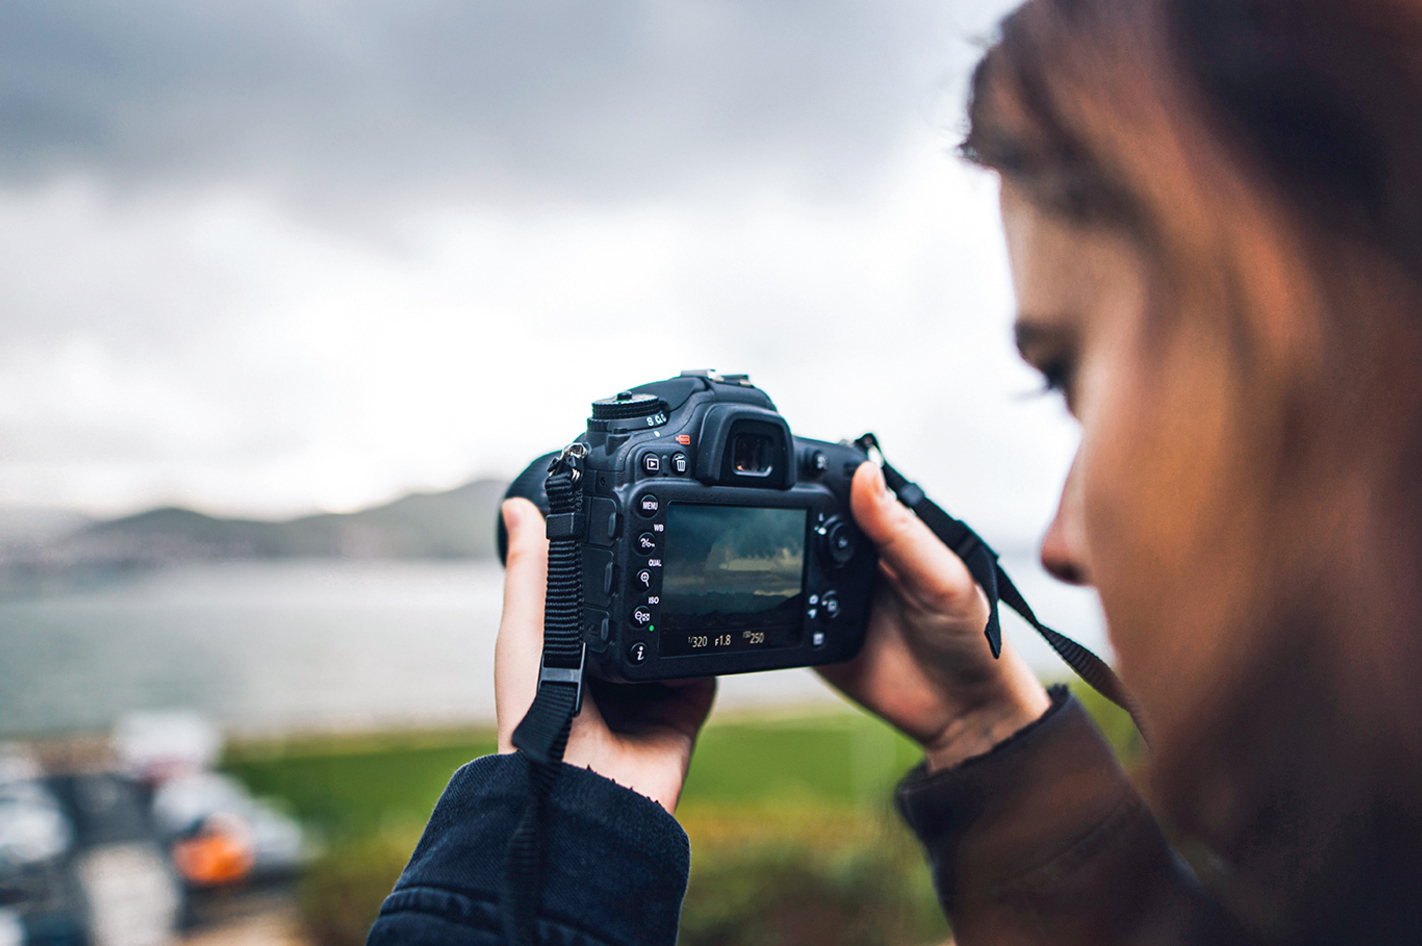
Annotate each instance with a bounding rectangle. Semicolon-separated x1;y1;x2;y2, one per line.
850;462;982;615
495;498;549;752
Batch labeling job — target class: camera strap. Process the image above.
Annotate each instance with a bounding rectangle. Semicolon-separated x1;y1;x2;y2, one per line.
854;434;1143;734
500;445;588;946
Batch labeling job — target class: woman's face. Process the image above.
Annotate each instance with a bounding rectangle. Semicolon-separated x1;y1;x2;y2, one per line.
1001;178;1248;739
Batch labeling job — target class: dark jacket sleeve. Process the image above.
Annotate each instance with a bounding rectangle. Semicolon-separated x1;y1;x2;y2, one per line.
897;686;1234;946
367;752;690;946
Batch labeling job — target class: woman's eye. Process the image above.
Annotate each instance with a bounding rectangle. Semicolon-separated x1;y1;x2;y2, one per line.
1038;359;1071;395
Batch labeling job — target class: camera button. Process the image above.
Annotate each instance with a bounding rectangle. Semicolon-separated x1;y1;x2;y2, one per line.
643;454;661;474
671;453;688;475
637;569;653;589
628;642;649;665
812;631;826;647
822;592;841;621
638;494;660;517
632;606;652;627
637;532;656;553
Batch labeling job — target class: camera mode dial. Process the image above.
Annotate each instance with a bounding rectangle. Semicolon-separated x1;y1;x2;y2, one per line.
590;392;670;432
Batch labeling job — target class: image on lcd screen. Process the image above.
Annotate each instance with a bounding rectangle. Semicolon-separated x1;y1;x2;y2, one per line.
660;504;807;654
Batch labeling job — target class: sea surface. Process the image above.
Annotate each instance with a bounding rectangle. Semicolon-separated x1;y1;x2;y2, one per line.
0;557;1108;738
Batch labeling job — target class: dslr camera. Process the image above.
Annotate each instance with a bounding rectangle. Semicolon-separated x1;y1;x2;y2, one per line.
499;371;878;682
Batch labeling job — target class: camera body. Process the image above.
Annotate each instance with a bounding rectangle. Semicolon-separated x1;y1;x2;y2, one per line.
500;371;877;682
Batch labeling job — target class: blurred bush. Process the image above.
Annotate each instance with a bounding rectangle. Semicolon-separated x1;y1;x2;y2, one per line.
679;806;947;946
300;835;413;946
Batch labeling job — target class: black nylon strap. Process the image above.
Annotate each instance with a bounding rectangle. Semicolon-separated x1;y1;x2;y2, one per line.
854;434;1144;736
501;457;588;945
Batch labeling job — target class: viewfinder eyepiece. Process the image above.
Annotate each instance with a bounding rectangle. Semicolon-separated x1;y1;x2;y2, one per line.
733;434;773;475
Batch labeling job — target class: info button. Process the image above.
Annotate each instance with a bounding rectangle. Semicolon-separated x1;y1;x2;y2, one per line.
638;494;660;517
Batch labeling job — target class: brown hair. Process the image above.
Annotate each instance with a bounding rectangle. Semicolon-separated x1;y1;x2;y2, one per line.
966;1;1422;941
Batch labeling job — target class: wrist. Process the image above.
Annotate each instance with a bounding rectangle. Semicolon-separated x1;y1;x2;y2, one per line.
563;731;694;816
922;656;1050;772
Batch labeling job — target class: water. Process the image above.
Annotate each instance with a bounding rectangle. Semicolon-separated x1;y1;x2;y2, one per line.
0;557;1108;738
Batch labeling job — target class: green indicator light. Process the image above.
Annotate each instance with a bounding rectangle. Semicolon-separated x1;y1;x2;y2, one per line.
649;625;655;633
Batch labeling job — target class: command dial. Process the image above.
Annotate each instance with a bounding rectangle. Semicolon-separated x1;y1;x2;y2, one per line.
589;392;670;432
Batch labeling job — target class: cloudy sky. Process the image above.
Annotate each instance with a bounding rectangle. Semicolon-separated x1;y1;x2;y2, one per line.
0;0;1086;553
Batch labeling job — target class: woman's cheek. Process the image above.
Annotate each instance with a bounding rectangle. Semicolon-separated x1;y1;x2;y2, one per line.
1080;336;1247;739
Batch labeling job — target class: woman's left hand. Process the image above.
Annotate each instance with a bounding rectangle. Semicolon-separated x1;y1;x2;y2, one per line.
495;498;717;814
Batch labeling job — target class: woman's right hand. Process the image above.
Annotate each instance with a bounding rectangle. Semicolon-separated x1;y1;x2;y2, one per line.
817;463;1051;771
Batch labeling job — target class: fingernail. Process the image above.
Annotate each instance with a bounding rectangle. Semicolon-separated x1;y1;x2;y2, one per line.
869;463;887;498
501;499;523;531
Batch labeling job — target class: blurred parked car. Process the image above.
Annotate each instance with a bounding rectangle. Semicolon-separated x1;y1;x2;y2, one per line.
0;713;307;945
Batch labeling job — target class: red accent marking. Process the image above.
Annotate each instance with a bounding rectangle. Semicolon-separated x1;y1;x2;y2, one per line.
676;435;691;445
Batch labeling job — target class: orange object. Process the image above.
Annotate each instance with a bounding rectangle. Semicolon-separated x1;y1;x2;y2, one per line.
172;816;255;886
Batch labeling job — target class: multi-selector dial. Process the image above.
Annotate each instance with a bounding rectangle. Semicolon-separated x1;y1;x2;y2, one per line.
819;516;858;567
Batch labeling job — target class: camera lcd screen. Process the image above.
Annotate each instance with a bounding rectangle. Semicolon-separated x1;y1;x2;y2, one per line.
659;504;807;657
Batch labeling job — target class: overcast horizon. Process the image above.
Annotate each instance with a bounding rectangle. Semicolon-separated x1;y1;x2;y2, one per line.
0;0;1089;551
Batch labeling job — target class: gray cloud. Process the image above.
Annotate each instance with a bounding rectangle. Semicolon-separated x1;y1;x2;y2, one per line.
0;0;1007;207
0;0;1061;537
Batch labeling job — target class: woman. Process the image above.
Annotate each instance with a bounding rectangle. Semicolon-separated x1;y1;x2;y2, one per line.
369;0;1422;942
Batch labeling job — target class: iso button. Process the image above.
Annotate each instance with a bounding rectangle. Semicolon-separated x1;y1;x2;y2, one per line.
638;494;660;517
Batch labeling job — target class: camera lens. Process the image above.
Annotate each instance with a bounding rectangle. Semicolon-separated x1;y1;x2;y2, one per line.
732;435;772;474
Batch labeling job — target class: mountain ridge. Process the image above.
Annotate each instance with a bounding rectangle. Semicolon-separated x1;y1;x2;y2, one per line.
5;479;509;569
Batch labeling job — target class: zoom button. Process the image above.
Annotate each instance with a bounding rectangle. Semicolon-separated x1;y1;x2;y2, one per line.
632;606;652;627
637;569;653;589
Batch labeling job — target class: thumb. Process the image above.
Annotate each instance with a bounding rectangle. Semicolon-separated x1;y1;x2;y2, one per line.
849;462;980;613
495;497;549;751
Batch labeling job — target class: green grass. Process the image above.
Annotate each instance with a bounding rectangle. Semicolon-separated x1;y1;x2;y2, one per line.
225;729;498;840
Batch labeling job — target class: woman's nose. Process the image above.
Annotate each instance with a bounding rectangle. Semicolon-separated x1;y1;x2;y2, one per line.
1041;512;1089;585
1041;459;1091;586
